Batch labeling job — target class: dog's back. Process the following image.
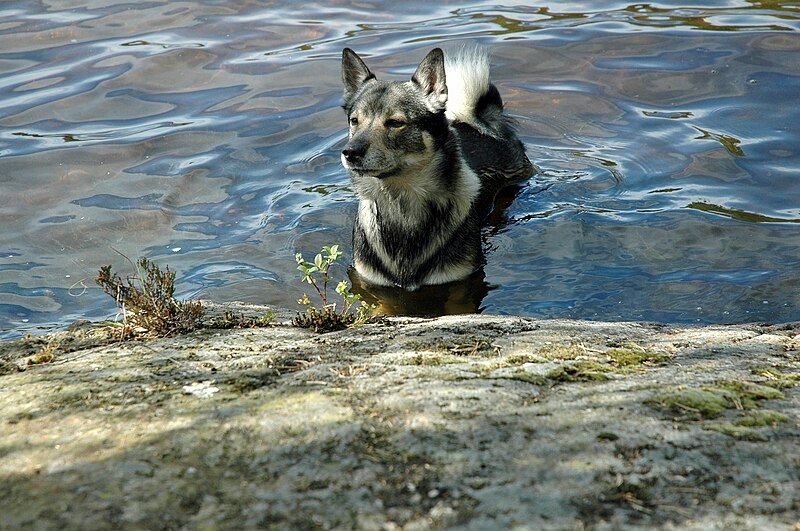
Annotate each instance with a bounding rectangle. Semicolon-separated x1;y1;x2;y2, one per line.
341;47;534;291
444;47;534;218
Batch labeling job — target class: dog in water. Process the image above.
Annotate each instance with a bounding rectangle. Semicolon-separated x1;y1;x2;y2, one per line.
341;46;534;291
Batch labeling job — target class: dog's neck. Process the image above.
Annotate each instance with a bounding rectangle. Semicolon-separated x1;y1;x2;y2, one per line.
355;148;478;220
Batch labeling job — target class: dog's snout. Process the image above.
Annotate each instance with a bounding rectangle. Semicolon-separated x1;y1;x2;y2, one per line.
342;142;367;163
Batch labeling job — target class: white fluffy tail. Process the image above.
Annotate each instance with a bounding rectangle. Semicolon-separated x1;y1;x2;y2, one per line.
444;46;491;126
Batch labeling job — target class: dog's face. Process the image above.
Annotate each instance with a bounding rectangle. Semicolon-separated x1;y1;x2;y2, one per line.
340;48;449;190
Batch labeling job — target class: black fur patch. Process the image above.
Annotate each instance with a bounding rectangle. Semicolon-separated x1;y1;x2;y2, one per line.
475;83;504;116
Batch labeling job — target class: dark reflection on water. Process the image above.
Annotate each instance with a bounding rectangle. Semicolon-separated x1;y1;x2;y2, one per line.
1;1;799;338
350;269;492;316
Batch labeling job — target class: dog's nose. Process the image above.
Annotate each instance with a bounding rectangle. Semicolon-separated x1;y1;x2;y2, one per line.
342;143;367;163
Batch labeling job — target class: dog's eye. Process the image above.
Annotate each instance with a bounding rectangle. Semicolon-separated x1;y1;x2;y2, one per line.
385;119;406;129
349;117;359;126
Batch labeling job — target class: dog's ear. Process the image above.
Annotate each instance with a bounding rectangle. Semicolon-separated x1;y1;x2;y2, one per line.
412;48;447;112
342;48;375;102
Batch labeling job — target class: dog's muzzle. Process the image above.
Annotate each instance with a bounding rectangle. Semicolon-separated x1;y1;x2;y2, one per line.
342;142;367;165
342;142;397;179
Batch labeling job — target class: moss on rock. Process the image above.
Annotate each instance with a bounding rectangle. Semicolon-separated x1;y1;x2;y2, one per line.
648;387;730;419
735;410;790;427
648;380;788;421
606;347;670;368
546;361;611;382
708;423;769;442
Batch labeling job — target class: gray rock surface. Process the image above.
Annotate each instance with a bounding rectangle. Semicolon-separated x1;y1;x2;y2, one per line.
1;303;799;530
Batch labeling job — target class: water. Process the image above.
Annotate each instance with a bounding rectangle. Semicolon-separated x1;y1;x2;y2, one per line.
1;1;799;339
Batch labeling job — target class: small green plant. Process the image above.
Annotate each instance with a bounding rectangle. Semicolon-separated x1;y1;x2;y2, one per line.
96;256;204;338
292;245;375;333
27;344;60;366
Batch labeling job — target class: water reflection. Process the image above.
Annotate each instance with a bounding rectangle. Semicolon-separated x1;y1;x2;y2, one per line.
350;269;492;316
687;203;800;224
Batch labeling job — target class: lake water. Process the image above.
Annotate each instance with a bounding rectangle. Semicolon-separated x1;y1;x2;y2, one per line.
2;1;799;339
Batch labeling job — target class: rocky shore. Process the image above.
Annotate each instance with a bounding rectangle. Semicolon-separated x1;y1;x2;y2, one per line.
1;303;798;530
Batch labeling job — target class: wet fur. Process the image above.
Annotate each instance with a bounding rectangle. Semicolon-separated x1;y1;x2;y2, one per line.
341;46;533;290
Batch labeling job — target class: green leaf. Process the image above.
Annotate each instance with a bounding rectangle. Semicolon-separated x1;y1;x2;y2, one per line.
336;280;349;296
314;253;324;269
323;245;342;262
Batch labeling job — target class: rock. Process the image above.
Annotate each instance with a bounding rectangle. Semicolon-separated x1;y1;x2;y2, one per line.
1;304;798;529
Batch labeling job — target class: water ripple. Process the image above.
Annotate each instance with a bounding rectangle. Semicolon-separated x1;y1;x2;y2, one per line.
1;1;800;338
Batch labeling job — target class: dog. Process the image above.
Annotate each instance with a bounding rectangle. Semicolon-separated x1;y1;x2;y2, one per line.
341;46;534;291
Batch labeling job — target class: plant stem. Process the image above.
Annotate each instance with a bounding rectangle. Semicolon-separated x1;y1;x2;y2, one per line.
309;277;326;306
322;262;330;304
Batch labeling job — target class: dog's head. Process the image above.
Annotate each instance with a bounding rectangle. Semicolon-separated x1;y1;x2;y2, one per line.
340;48;450;190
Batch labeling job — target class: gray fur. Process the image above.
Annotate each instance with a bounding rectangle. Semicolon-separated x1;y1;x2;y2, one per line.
341;47;534;290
